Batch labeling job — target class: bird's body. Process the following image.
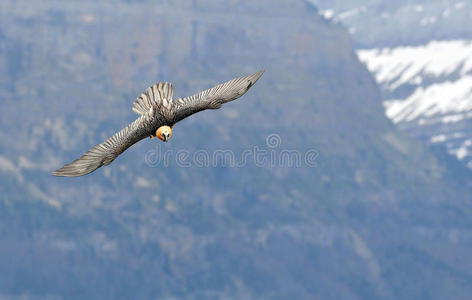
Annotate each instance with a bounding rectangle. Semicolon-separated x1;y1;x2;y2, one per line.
53;70;264;177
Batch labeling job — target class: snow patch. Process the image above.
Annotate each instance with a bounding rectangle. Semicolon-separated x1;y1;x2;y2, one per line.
420;17;437;26
384;76;472;123
442;8;451;18
358;40;472;90
18;156;36;170
453;147;468;160
455;2;466;9
0;155;23;183
28;183;62;209
442;114;466;123
431;135;447;143
337;7;367;20
134;176;151;188
320;9;334;19
359;41;472;123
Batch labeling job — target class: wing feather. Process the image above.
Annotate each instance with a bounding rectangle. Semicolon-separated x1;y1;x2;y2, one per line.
52;116;150;177
171;70;264;123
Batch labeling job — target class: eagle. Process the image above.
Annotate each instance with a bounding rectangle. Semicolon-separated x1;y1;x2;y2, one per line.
52;70;264;177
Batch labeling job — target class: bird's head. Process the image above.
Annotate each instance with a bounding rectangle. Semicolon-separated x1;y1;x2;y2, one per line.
156;125;172;142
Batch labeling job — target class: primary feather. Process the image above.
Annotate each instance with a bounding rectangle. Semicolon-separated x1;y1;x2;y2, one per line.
52;116;152;177
171;70;264;123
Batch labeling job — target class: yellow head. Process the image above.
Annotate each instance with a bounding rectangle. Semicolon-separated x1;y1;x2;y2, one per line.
156;125;172;142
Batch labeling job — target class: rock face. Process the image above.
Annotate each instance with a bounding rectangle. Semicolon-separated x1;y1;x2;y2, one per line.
1;1;472;299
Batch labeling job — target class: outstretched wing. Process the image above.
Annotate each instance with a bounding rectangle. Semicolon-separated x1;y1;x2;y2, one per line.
52;116;152;177
133;82;174;115
171;70;264;124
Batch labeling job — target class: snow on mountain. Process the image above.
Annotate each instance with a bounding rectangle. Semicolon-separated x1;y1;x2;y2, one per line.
358;40;472;167
359;40;472;92
384;76;472;123
310;0;472;168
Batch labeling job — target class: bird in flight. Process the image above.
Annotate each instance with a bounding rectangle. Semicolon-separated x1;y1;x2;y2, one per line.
52;70;264;177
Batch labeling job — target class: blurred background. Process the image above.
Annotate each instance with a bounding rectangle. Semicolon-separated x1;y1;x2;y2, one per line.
1;0;472;299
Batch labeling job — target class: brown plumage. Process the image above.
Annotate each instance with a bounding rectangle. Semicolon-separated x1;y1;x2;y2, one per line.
52;70;264;177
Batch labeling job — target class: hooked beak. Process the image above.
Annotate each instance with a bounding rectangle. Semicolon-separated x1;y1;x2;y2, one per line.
162;132;169;142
